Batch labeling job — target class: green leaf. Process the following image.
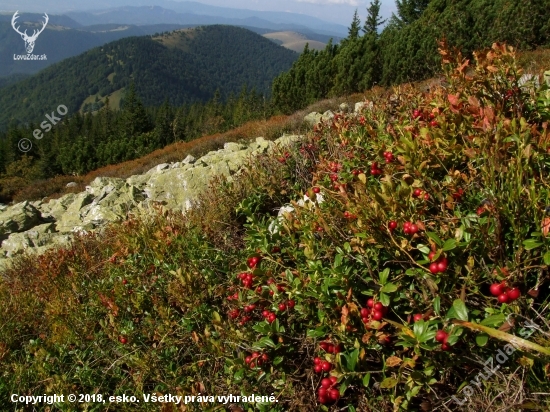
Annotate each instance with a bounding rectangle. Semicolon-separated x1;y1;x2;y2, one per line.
379;268;390;285
426;231;443;247
307;327;327;338
452;299;469;321
363;373;371;387
442;239;457;251
273;356;284;365
544;251;550;266
252;337;275;349
523;239;543;250
380;377;399;389
417;243;430;254
381;283;398;293
476;333;489;347
379;292;390;307
433;296;441;316
334;254;343;268
480;314;505;327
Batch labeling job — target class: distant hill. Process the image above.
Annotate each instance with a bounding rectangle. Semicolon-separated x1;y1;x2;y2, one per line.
4;0;348;38
0;25;298;131
0;12;197;77
263;31;326;53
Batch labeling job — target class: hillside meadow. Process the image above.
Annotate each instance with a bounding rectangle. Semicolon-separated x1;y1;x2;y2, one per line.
1;43;550;411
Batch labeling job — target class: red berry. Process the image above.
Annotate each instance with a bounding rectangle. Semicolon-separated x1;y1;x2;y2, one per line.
372;310;383;321
362;317;369;323
388;220;397;230
287;300;295;308
435;330;448;342
436;260;447;273
409;224;419;234
313;187;320;194
314;364;323;373
507;288;521;301
267;313;277;323
497;293;510;303
413;314;423;322
429;263;439;274
321;361;332;372
326;344;335;354
367;298;374;308
373;302;383;311
413;188;422;198
329;376;338;385
424;193;430;200
428;251;436;261
278;303;287;311
318;387;328;397
314;357;322;365
320;341;329;351
333;344;342;353
245;356;252;364
360;308;369;318
119;336;128;344
318;394;329;404
321;378;332;388
329;388;340;401
441;342;452;351
430;120;438;127
489;283;504;296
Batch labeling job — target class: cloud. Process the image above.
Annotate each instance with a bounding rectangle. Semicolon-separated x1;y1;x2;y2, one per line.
293;0;360;5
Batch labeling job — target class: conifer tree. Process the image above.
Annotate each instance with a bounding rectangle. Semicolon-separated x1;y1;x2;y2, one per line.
395;0;430;25
363;0;386;37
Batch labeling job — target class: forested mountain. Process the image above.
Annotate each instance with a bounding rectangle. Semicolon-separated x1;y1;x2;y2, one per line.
272;0;550;113
0;14;200;77
0;25;298;131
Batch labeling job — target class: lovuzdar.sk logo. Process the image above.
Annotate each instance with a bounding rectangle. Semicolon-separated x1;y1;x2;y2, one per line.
11;10;48;61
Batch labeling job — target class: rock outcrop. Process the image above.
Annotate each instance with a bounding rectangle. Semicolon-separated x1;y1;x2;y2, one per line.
0;134;304;271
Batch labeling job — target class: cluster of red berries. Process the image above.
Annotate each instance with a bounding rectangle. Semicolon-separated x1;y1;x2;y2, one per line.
403;221;420;235
245;352;269;369
262;309;277;323
452;188;465;201
413;109;439;127
435;329;452;351
489;283;521;303
313;357;333;374
278;300;295;311
278;152;291;163
247;256;262;269
317;376;341;404
427;252;448;274
330;173;339;182
343;211;357;219
329;162;342;173
320;341;342;354
412;188;429;200
237;272;255;289
360;299;388;323
383;151;394;163
370;162;383;175
351;169;364;176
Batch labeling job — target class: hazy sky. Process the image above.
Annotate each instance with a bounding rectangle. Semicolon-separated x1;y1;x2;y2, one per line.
192;0;397;26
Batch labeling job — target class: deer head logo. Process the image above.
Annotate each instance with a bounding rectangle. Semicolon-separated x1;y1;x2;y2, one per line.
11;11;49;54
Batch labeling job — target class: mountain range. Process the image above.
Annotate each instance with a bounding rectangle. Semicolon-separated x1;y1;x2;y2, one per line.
0;25;299;131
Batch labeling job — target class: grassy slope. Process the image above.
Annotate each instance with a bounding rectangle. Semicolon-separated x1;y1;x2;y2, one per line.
1;45;550;411
263;31;326;52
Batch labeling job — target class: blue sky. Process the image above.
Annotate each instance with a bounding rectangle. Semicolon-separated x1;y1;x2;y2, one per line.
191;0;397;26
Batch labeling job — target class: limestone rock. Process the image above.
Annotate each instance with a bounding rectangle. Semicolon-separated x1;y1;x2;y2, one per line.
304;112;322;126
0;201;43;240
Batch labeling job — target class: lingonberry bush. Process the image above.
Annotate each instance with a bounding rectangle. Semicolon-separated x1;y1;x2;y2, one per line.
1;42;550;411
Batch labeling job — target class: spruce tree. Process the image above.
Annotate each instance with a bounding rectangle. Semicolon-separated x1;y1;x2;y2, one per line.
347;10;361;41
395;0;431;25
363;0;386;37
